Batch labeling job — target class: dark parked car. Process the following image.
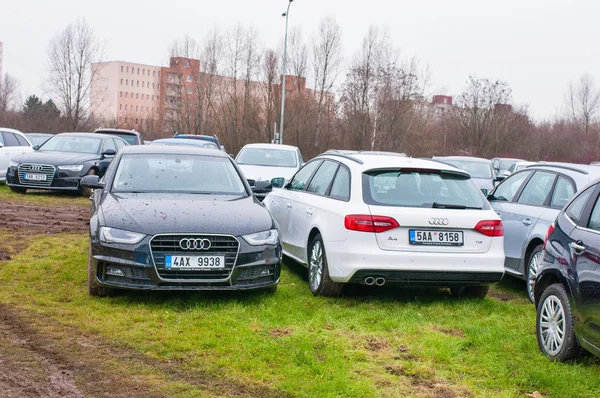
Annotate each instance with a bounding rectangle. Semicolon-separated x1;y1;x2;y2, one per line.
535;180;600;361
94;128;143;145
6;133;127;196
150;138;219;150
489;163;600;302
82;145;280;296
25;133;53;148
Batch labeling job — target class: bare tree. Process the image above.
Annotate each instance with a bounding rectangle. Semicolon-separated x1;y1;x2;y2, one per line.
46;17;104;130
312;18;343;148
0;74;20;112
566;73;600;140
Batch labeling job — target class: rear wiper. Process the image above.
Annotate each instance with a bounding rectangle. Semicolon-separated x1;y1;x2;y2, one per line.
432;202;482;210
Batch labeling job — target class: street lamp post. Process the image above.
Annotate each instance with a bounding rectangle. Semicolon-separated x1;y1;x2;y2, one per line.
279;0;293;145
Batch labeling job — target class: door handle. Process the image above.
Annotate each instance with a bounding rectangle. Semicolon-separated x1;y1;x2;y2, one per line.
570;242;586;253
306;209;313;216
522;218;532;226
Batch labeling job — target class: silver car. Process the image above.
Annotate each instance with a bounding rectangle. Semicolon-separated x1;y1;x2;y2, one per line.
433;156;500;196
488;163;600;302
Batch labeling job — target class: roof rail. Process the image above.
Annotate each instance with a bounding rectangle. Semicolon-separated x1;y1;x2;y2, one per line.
319;150;364;164
527;162;589;175
356;151;408;157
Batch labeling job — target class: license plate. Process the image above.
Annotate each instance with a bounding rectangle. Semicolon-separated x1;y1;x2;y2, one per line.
165;255;225;270
409;230;464;246
24;173;47;181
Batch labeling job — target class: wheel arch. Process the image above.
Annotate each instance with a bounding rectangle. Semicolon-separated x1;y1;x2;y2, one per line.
306;227;321;262
522;237;544;271
534;269;571;308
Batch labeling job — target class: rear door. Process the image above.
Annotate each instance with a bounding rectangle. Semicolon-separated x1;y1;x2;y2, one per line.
363;169;496;254
0;132;23;179
567;184;600;347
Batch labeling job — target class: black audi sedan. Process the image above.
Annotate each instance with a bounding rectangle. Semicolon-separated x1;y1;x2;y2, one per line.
535;180;600;361
6;132;128;196
81;145;280;296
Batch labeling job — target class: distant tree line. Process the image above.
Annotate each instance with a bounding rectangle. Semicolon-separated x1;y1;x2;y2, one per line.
0;18;599;163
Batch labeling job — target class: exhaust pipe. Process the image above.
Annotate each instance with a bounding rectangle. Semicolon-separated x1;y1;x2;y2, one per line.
375;277;386;286
364;276;375;286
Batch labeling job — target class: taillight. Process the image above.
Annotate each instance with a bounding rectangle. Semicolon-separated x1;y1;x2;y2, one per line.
543;222;555;249
474;220;504;237
344;215;399;233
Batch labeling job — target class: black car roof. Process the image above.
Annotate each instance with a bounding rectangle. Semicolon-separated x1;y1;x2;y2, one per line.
119;145;228;157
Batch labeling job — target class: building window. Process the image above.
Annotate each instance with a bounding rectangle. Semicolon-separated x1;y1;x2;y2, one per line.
142;82;145;88
119;104;122;110
142;69;145;76
135;118;138;124
153;70;156;77
137;81;139;87
147;94;149;100
121;66;124;72
152;83;155;89
136;106;138;112
125;105;128;111
119;91;122;98
125;92;128;98
187;75;192;82
126;79;128;86
126;66;129;73
137;68;140;75
120;78;123;85
131;92;133;98
152;95;155;101
184;61;189;68
146;106;149;113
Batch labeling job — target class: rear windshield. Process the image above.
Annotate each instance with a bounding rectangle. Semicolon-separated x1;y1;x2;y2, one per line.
439;159;492;179
113;134;138;145
363;169;487;209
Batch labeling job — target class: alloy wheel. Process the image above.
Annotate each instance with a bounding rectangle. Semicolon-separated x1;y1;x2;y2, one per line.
527;250;542;302
539;295;566;356
309;240;323;292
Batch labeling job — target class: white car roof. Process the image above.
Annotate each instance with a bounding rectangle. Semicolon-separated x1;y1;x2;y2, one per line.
318;152;469;175
0;127;26;136
239;143;299;152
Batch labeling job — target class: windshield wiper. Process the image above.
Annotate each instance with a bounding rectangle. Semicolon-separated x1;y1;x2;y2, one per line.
432;202;482;210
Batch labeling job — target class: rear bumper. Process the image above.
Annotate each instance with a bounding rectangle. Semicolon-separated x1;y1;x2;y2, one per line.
325;240;505;283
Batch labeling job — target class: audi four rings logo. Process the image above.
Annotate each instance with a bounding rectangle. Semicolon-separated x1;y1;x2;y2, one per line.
31;165;43;171
179;238;212;250
429;217;449;226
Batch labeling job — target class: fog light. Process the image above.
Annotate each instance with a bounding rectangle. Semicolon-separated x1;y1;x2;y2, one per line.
106;266;124;277
259;268;272;276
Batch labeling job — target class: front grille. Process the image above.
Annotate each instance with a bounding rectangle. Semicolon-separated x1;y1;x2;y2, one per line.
18;164;56;187
150;235;239;281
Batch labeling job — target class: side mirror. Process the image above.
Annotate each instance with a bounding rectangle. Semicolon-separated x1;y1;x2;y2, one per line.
271;177;285;189
252;180;273;199
80;175;104;190
102;149;117;159
33;145;40;151
229;153;235;159
494;175;505;184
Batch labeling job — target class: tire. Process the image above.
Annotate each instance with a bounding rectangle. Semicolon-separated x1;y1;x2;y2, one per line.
308;234;343;297
536;283;582;362
450;285;490;299
9;186;27;194
526;244;543;303
80;169;96;197
88;245;114;297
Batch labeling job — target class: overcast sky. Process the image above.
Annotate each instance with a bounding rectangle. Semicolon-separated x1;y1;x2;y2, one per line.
2;0;600;120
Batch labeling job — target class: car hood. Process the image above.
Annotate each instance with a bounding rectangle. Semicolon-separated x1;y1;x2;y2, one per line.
12;151;98;166
100;192;274;236
237;165;297;182
472;178;494;192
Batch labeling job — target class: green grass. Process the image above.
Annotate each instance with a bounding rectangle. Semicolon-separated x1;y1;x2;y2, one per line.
1;233;599;397
0;183;88;207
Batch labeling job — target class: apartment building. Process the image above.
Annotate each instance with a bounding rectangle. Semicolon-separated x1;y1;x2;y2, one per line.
91;61;162;129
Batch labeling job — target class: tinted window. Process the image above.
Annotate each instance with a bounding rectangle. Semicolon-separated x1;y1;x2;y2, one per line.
587;193;600;231
330;166;350;201
114;134;137;145
289;161;321;191
15;134;29;146
40;136;102;154
2;132;19;147
363;169;486;209
102;138;116;153
307;161;338;195
112;154;246;195
517;171;556;206
492;171;531;202
550;176;576;209
566;186;594;225
114;138;127;151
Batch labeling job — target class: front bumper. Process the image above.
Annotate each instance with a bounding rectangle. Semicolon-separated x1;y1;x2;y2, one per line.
91;236;282;291
6;165;84;191
324;239;505;284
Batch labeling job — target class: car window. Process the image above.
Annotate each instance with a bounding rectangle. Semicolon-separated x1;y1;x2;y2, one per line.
587;193;600;231
15;134;29;146
508;164;516;173
114;138;127;151
492;171;531;202
2;132;19;147
517;171;555;206
550;176;576;209
439;159;492;179
307;161;338;196
289;160;321;191
102;138;116;153
0;133;4;146
566;186;594;225
330;166;350;201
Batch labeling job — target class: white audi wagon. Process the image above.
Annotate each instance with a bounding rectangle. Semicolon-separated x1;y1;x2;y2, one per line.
265;151;505;297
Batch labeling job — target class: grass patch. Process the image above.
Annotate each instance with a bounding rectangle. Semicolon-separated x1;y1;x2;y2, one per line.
1;233;599;397
0;183;88;207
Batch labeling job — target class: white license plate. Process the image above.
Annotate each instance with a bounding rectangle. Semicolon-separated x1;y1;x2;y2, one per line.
409;230;464;246
24;173;47;181
165;255;225;270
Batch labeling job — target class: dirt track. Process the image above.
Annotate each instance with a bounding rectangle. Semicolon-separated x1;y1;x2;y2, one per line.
0;201;89;235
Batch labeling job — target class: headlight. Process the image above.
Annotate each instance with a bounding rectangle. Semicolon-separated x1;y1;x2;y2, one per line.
242;229;279;246
100;227;145;245
58;165;84;172
8;160;18;168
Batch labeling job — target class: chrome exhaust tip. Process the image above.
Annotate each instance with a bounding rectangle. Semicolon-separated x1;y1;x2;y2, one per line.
375;277;386;286
364;276;375;286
